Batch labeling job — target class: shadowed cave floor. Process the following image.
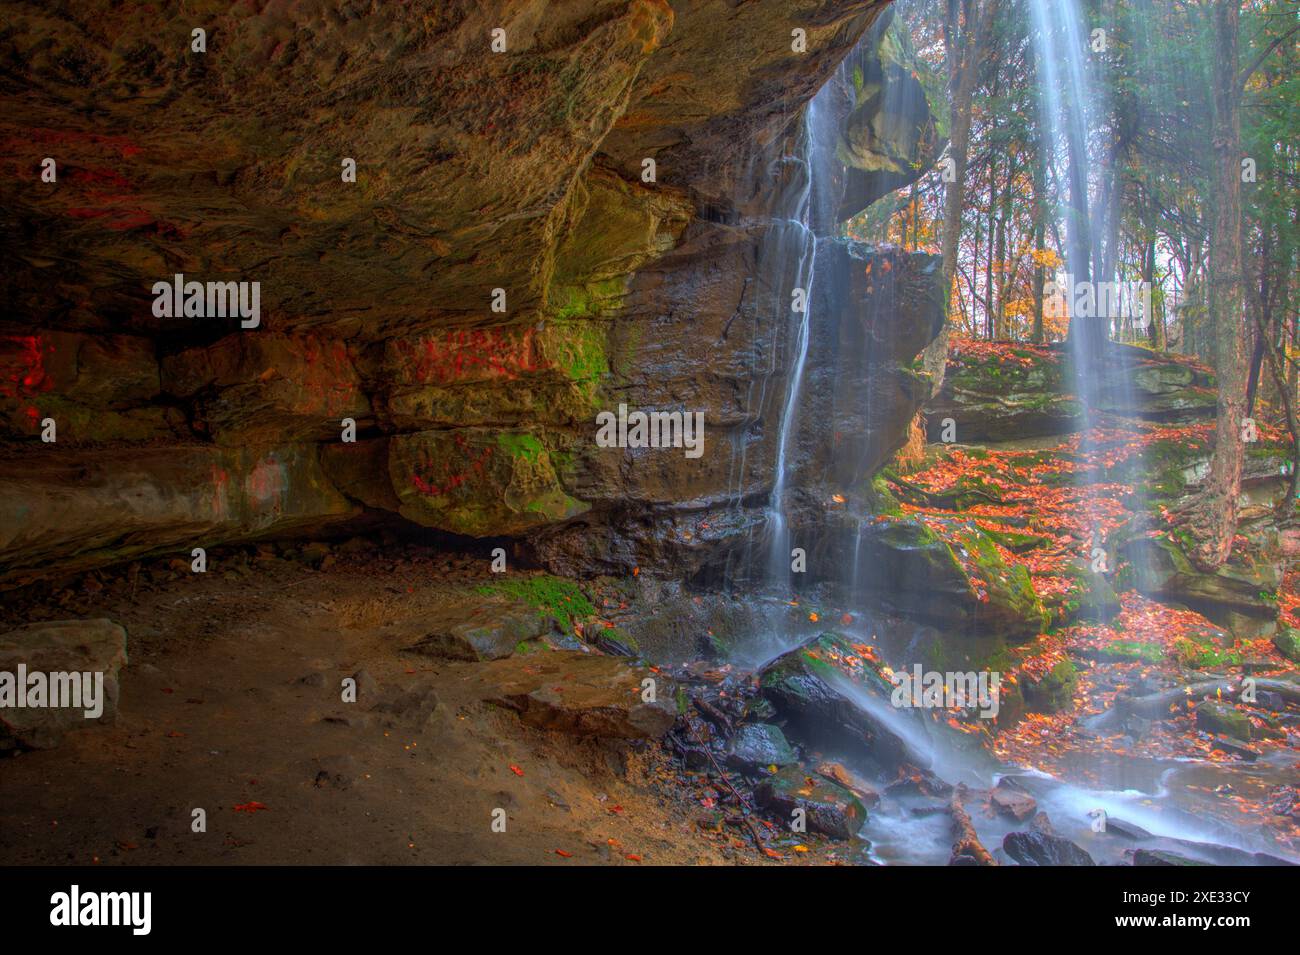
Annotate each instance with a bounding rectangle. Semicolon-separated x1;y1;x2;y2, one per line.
0;545;842;867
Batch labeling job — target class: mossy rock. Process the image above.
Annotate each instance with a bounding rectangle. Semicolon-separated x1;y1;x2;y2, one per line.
1075;640;1164;665
390;428;589;536
726;723;798;773
1120;536;1281;636
1195;701;1251;741
856;517;1047;642
1021;659;1078;714
1272;627;1300;664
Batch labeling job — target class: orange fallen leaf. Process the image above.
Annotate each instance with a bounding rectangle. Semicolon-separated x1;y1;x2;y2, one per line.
509;764;524;777
555;849;572;858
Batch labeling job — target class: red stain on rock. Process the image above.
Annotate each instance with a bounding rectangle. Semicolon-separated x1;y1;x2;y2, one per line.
0;334;54;401
394;327;548;385
409;434;492;497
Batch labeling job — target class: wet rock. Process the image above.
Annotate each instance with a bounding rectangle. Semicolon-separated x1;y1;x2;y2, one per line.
480;651;676;739
1021;659;1079;715
403;598;556;662
990;782;1037;822
754;766;867;840
1132;849;1208;866
725;723;797;772
1208;735;1261;761
885;766;953;799
841;517;1048;641
0;618;127;749
759;631;928;771
1002;830;1095;867
1121;537;1281;638
1100;817;1153;841
1195;701;1251;741
0;1;938;588
835;14;947;220
815;762;882;808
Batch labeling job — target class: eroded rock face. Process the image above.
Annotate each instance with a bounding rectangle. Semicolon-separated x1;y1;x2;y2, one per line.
0;0;951;587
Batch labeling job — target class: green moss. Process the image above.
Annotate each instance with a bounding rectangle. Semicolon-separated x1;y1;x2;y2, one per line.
1095;640;1165;664
477;575;595;632
495;432;545;465
1172;637;1242;669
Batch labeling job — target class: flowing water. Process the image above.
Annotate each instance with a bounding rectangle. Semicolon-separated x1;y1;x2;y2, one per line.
719;13;1297;865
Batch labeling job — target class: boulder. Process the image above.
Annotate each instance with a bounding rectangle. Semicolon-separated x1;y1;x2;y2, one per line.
1132;849;1209;866
990;781;1037;822
754;766;867;840
1274;627;1300;664
726;722;798;772
1021;659;1079;715
926;343;1082;443
402;598;557;662
389;429;588;537
0;619;128;749
1002;830;1095;867
849;516;1047;641
1121;537;1281;638
759;631;930;771
480;651;676;739
1196;696;1248;743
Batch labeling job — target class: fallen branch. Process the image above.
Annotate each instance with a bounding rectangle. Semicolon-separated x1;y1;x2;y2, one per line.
949;784;997;866
681;718;766;859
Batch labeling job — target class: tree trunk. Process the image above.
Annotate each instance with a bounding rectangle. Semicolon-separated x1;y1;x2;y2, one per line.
1192;0;1246;572
921;0;998;394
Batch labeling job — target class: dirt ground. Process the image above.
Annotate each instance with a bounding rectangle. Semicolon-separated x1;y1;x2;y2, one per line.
0;544;842;866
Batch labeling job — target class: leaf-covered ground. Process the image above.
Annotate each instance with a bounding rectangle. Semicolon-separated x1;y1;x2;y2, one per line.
894;341;1299;851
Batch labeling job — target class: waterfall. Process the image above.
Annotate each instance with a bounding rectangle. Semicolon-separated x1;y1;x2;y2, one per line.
762;78;843;597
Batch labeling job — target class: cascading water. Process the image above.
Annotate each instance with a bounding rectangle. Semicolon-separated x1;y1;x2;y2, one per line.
763;93;825;593
716;9;1295;866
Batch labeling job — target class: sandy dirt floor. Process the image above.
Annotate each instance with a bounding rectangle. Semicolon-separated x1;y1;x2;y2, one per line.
0;544;839;866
